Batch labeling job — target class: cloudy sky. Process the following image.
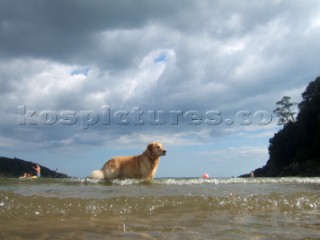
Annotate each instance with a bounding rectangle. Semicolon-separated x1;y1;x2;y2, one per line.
1;0;320;178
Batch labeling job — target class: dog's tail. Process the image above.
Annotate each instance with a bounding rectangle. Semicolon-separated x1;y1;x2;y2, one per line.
90;169;105;179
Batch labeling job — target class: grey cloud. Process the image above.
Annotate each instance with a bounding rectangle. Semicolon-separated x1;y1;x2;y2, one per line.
0;0;189;64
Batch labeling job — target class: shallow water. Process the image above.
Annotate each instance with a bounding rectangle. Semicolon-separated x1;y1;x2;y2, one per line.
1;177;320;239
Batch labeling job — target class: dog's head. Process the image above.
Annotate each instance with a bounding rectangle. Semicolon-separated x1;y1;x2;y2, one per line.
147;142;166;157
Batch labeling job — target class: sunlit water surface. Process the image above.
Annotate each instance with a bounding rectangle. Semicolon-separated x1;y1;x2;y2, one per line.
1;177;320;239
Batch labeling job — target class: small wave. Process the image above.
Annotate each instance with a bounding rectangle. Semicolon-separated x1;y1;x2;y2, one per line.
55;177;320;186
155;177;320;185
66;178;152;186
5;176;320;186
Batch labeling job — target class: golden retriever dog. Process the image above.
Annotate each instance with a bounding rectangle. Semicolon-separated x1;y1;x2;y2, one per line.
90;142;166;180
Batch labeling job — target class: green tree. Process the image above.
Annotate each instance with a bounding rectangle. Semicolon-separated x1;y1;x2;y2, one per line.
273;96;297;125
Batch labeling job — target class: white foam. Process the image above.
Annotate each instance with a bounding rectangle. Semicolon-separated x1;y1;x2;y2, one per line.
64;177;320;186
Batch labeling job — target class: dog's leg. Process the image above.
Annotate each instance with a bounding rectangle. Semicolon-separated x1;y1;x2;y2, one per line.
103;159;120;179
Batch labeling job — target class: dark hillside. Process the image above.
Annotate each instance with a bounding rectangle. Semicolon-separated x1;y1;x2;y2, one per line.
242;76;320;177
0;156;69;178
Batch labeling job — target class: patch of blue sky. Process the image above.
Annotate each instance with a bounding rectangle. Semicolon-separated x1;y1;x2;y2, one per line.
154;53;168;63
71;67;90;76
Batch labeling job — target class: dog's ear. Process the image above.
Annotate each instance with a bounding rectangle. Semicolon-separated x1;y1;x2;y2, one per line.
147;143;154;154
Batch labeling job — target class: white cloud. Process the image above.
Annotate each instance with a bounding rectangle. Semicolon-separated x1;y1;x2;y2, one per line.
120;48;176;103
200;146;268;163
1;59;88;109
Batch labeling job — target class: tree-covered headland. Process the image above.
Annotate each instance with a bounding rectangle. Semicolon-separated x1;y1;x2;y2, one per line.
250;76;320;177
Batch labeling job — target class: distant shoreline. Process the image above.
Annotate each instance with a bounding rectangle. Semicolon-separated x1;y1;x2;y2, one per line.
0;156;69;178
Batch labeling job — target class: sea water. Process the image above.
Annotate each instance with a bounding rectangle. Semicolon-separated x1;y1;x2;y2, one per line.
0;177;320;239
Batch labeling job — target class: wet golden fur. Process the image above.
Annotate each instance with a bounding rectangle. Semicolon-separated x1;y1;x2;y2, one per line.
90;142;166;180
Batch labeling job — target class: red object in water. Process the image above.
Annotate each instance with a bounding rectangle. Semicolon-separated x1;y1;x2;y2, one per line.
202;173;209;179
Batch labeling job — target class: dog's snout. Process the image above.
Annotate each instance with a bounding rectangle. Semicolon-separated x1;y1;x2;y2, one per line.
162;149;167;155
